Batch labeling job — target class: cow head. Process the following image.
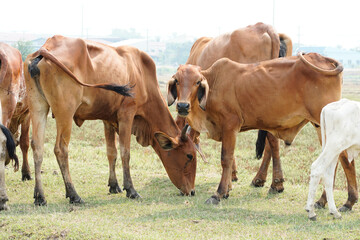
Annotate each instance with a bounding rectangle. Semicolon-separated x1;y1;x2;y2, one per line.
154;124;196;196
167;65;209;117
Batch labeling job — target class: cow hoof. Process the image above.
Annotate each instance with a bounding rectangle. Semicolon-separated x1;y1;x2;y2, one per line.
69;197;84;204
0;204;9;211
22;173;32;181
330;212;342;219
314;201;325;209
125;189;141;199
205;195;220;205
339;205;352;212
251;179;265;188
109;184;122;194
268;186;284;194
34;197;47;206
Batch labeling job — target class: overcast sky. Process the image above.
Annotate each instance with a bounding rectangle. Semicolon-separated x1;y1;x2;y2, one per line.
2;0;360;49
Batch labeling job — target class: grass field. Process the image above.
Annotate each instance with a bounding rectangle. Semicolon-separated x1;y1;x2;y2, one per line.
1;70;360;239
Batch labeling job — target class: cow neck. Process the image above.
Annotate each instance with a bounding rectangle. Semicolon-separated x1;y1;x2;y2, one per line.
142;88;180;141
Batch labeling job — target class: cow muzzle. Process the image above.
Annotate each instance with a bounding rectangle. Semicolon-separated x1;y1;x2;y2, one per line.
176;102;190;116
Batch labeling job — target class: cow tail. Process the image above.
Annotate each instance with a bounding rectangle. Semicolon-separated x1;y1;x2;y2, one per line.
255;130;267;159
0;124;19;172
0;50;9;85
320;109;326;151
32;48;134;97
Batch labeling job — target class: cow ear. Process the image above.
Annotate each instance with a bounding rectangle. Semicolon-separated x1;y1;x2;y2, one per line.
167;78;177;106
197;79;209;111
154;131;179;151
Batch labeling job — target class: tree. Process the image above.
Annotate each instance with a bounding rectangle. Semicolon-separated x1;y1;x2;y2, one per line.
12;40;35;61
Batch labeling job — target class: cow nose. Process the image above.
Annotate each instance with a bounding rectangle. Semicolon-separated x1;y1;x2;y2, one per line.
177;102;190;110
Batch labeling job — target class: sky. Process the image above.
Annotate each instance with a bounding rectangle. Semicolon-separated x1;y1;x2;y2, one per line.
2;0;360;49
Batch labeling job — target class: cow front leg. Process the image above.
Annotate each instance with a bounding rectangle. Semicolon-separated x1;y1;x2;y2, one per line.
268;134;284;193
206;130;236;204
305;154;324;221
104;121;121;194
54;118;83;204
252;137;271;187
20;116;31;181
118;118;140;199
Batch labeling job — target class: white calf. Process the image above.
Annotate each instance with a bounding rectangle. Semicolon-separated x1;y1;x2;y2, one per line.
306;98;360;220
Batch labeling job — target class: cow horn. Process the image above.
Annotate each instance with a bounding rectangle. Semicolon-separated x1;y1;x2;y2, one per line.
181;124;191;141
298;52;343;76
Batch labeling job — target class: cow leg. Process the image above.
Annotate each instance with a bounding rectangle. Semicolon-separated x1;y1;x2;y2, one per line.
251;138;271;187
103;121;122;194
324;157;342;219
30;101;49;206
205;130;236;204
53;117;83;204
0;140;9;210
268;134;284;193
338;152;358;211
118;117;140;199
306;153;326;220
20;116;31;181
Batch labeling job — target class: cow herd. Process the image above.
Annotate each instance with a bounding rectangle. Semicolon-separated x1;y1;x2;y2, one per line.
0;22;358;221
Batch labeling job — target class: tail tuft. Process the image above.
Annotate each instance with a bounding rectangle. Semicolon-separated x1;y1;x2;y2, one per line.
28;55;43;78
97;83;134;97
255;130;267;159
0;125;19;172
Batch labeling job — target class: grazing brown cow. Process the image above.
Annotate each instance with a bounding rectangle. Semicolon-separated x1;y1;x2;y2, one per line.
0;42;31;180
24;35;197;205
168;53;358;210
176;22;293;193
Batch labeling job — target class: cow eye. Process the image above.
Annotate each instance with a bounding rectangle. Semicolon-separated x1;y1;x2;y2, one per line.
174;79;178;84
186;154;193;160
196;81;201;85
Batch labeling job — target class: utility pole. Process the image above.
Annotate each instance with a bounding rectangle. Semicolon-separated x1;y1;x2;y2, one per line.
81;5;84;38
272;0;275;27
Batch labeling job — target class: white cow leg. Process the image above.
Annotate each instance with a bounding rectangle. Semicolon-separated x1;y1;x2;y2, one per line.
306;156;324;220
325;157;342;219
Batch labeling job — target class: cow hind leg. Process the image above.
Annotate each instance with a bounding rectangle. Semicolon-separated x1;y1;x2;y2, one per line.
53;117;83;204
30;102;49;206
324;157;342;219
103;121;122;194
0;140;9;210
20;116;31;181
338;151;358;211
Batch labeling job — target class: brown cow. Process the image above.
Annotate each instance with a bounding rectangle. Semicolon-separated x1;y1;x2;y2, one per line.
168;53;358;210
0;43;31;179
24;35;197;205
176;22;293;193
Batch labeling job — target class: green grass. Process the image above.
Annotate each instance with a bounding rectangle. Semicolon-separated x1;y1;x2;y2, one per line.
1;77;360;239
